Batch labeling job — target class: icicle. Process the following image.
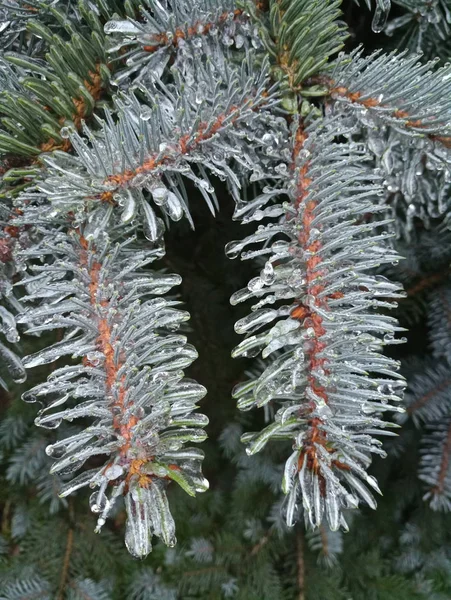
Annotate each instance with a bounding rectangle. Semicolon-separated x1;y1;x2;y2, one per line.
372;0;391;33
0;343;26;384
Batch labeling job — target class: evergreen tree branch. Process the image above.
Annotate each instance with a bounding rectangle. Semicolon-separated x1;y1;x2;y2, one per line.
266;0;348;92
420;419;451;510
103;0;258;85
20;54;283;240
231;113;406;531
403;360;451;424
327;49;451;147
17;225;208;557
0;14;111;157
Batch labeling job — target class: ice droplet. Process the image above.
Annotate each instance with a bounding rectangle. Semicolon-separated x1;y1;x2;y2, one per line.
260;261;275;285
104;19;141;34
6;328;19;343
225;240;242;259
315;401;332;419
89;491;109;513
22;390;38;403
142;200;164;242
35;415;62;430
140;107;153;121
165;191;183;221
372;0;391;33
60;126;75;139
377;382;394;395
309;228;321;242
195;82;208;105
235;309;277;334
105;464;125;480
45;444;66;459
120;190;137;223
150;184;169;206
248;277;264;293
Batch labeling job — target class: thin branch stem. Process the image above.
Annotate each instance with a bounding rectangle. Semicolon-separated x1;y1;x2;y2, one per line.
1;500;11;536
57;500;74;600
297;527;305;600
250;529;273;556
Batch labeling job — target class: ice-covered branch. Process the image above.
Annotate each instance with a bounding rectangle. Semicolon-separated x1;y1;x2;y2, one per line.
23;55;283;241
18;225;208;557
230;115;406;531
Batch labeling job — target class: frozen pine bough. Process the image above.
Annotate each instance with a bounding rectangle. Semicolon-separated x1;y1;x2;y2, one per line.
4;3;285;558
18;227;208;558
3;0;451;566
103;0;262;86
230;115;407;531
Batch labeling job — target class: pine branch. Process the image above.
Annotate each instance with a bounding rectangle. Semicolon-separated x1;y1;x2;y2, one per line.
0;574;51;600
0;0;72;54
328;49;451;146
428;283;451;361
17;227;208;557
57;525;73;600
127;567;176;600
420;419;451;510
406;271;450;297
402;359;451;425
20;54;283;240
383;1;451;60
231;113;406;531
0;14;111;157
67;578;111;600
2;0;451;588
104;0;255;85
262;0;348;92
306;523;343;567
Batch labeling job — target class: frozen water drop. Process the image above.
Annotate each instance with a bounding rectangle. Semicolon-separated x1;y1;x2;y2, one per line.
140;107;153;121
150;185;169;206
105;464;125;480
235;34;245;49
35;416;62;430
166;191;183;221
309;228;320;242
248;277;264;293
195;81;208;104
372;0;391;33
377;382;394;395
104;19;140;34
12;371;27;384
6;328;19;343
45;444;66;459
45;445;54;457
89;491;108;513
260;261;275;285
225;240;242;259
22;390;37;403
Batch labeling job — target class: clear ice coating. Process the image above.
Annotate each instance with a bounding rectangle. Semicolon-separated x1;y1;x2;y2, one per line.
32;42;284;235
0;342;26;384
372;0;391;33
125;481;176;559
229;116;406;532
20;231;208;558
103;0;261;85
7;0;433;554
